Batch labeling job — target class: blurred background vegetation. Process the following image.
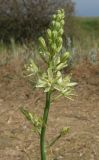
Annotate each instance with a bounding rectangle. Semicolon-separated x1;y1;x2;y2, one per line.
0;0;75;42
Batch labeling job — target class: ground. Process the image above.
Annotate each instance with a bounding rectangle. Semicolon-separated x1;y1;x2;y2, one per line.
0;62;99;160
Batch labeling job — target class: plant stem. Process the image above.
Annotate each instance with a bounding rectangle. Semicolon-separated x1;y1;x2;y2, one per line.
48;134;61;148
40;92;51;160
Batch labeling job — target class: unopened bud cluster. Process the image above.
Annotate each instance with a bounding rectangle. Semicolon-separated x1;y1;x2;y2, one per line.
47;9;65;55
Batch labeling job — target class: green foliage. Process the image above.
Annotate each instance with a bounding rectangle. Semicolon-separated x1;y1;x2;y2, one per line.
80;17;99;31
75;17;99;40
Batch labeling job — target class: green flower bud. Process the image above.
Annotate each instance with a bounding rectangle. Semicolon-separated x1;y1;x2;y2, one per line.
61;10;65;17
57;44;62;53
55;22;61;30
64;52;70;58
61;20;65;26
39;37;47;49
52;20;56;26
60;52;70;63
59;28;64;35
61;9;64;12
57;14;62;20
47;29;52;39
52;30;58;40
60;127;69;136
48;38;53;45
53;14;57;19
51;43;57;52
57;9;62;15
57;37;63;45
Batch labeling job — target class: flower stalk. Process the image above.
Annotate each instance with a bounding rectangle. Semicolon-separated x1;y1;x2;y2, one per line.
40;92;51;160
21;9;77;160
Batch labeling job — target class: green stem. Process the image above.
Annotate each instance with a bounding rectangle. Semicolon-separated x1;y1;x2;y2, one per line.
40;92;51;160
48;134;61;148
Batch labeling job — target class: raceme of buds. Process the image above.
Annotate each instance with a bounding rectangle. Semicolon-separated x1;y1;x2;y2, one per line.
49;10;65;55
38;9;65;57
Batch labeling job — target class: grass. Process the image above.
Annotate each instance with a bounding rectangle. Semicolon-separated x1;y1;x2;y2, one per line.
74;16;99;41
0;38;98;71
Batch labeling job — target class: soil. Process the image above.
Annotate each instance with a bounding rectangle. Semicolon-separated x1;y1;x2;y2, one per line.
0;62;99;160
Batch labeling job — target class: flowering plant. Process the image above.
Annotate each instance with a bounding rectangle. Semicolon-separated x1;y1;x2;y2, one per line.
21;9;76;160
